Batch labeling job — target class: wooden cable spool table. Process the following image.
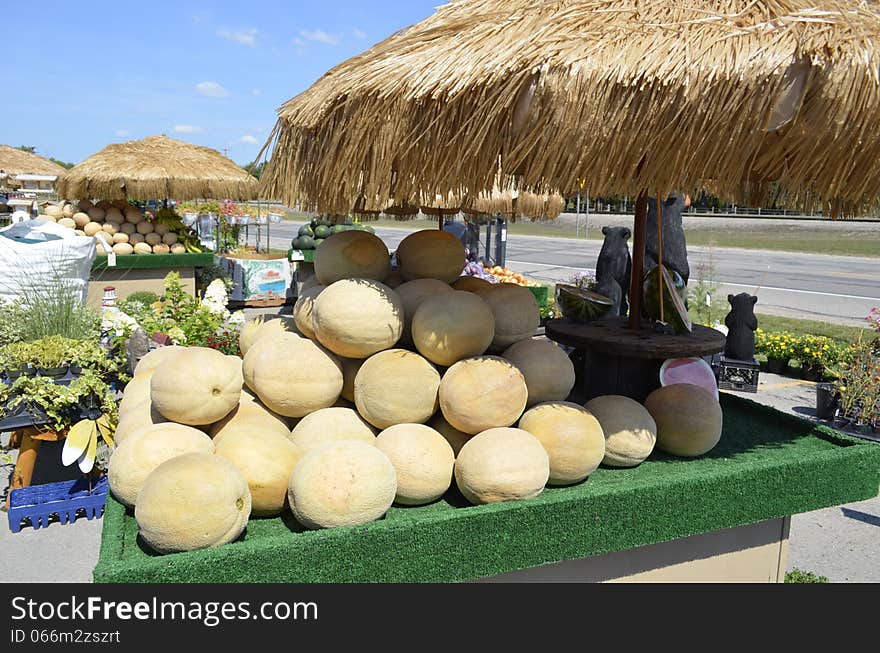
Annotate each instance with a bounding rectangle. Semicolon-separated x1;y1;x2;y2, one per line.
545;316;727;403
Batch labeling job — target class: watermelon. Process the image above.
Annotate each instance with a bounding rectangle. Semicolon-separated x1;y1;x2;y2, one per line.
330;224;349;235
314;237;326;248
296;235;316;250
314;225;331;238
298;224;315;238
554;284;614;323
659;357;719;400
643;265;692;333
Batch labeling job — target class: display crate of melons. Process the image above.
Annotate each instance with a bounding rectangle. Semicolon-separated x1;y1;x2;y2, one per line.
93;228;880;583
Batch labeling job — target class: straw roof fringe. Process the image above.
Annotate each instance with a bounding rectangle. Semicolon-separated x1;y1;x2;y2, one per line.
259;0;880;216
0;145;66;177
57;135;259;201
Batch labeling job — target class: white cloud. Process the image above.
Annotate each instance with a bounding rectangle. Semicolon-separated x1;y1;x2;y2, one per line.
292;37;306;46
250;88;262;96
240;135;259;144
174;125;203;134
115;129;130;138
300;29;340;46
195;81;230;98
352;28;367;39
216;27;258;47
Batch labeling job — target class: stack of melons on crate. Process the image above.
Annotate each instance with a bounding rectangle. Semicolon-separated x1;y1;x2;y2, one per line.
40;199;186;256
106;227;723;555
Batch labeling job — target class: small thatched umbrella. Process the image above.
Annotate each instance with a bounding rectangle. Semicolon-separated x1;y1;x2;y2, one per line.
57;134;259;201
0;145;66;190
260;0;880;328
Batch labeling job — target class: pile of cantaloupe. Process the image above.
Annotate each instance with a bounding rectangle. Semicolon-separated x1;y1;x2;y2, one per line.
107;227;724;555
38;199;187;256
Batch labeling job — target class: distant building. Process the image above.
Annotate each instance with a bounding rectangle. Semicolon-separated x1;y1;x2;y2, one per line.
0;145;67;197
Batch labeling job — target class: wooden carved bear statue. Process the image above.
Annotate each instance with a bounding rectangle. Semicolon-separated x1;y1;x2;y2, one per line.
595;226;632;317
724;293;758;360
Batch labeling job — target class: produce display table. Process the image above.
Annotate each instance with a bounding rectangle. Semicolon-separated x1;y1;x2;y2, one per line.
545;316;727;403
88;253;215;306
93;394;880;583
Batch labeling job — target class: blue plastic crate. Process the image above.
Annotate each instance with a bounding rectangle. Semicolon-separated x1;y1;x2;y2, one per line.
8;476;108;533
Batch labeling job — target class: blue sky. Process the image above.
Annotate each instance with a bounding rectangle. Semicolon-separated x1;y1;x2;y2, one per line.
2;1;439;166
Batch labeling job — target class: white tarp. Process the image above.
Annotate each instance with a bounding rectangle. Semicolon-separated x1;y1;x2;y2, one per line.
0;218;97;304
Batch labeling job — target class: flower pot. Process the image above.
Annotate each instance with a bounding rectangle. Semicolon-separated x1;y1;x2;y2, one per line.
21;364;37;377
37;365;69;379
766;358;789;375
3;368;22;381
801;365;823;382
68;363;82;375
815;383;839;421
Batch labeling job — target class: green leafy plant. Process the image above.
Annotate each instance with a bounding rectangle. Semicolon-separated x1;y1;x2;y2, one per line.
833;335;880;426
785;568;829;583
124;290;160;305
29;335;72;369
755;329;799;362
0;341;35;371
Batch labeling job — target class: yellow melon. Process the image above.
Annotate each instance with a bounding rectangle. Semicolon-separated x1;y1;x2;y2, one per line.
439;356;528;434
395;230;466;283
293;285;324;339
584;395;657;467
518;401;605;485
118;371;155;415
376;423;454;505
451;276;493;292
135;453;251;553
108;423;214;507
474;284;540;352
215;431;303;516
133;242;153;255
72;212;90;228
314;230;390;285
312;279;403;358
411;290;494;366
112;232;130;244
289;406;377;450
502;338;576;406
427;412;472;457
243;332;343;417
454;427;549;505
209;398;291;441
239;316;299;356
644;383;723;457
82;222;103;237
353;349;441;429
133;345;186;376
101;222;119;235
395;278;455;348
113;398;168;445
287;441;397;529
58;217;77;229
150;347;242;425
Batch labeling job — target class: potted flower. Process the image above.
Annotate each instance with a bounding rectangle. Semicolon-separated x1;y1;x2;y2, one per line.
755;329;796;375
796;335;837;382
32;335;72;379
832;337;880;434
0;341;36;380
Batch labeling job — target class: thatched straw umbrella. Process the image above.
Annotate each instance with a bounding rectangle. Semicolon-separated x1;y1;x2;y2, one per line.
0;145;66;191
57;134;259;201
260;0;880;328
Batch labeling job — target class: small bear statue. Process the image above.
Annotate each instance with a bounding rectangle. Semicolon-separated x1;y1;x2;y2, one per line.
595;226;632;317
724;293;758;360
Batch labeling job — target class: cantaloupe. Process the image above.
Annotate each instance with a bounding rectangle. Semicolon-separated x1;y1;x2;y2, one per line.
411;290;495;366
152;243;170;254
58;217;77;229
339;356;364;403
136;221;154;234
44;205;64;218
112;243;133;255
287;441;396;529
243;332;342;417
384;269;403;289
584;395;657;467
474;284;540;351
151;347;242;425
238;316;299;356
125;209;145;225
129;233;145;245
314;230;390;285
117;222;135;235
113;398;168;444
72;212;90;228
95;200;111;210
311;279;403;358
75;230;87;237
375;423;454;505
133;242;152;255
112;232;130;244
439;356;528;434
502;338;576;406
427;412;472;457
131;344;185;377
78;199;93;212
395;279;455;348
145;232;162;246
644;383;723;457
395;230;466;283
135;453;251;553
108;422;214;507
105;208;124;224
118;371;155;415
289;406;377;450
353;349;441;429
454;427;549;505
101;222;119;236
451;276;493;292
95;241;108;255
153;223;170;236
209;398;291;441
170;243;186;254
87;207;106;221
162;232;178;245
293;285;324;339
215;431;303;516
518;401;605;485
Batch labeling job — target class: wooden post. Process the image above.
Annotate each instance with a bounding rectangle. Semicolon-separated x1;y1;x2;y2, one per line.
656;194;664;323
627;191;649;331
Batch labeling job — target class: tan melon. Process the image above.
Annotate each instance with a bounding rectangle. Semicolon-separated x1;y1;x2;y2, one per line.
133;344;187;377
125;209;145;225
215;431;303;516
72;212;90;228
396;230;466;283
44;204;64;218
136;221;154;235
101;222;119;236
395;279;455;348
293;285;324;339
61;203;75;218
152;243;170;254
239;316;299;356
78;199;94;212
133;242;153;255
129;233;146;245
150;347;242;425
411;290;495;366
153;223;170;236
584;395;657;467
95;241;108;255
427;412;472;457
118;371;155;415
118;222;136;235
170;243;186;254
105;207;124;224
243;332;343;417
384;269;403;289
209;398;291;441
287;441;396;529
113;399;168;445
74;230;87;237
339;356;364;403
289;407;377;450
502;338;576;406
518;402;605;485
162;232;178;245
312;279;403;358
108;422;214;507
474;284;540;352
112;243;133;255
87;207;106;221
58;217;77;229
451;276;494;292
376;423;454;505
644;383;723;457
439;356;528;434
353;349;441;429
145;232;162;246
112;232;130;244
314;230;390;285
454;427;549;505
135;453;251;553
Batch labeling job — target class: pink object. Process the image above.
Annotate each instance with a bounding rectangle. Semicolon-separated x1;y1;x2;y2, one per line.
659;357;719;400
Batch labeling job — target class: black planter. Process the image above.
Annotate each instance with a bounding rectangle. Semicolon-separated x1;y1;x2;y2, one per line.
802;365;823;382
68;363;82;375
766;358;789;375
37;365;69;379
816;383;839;421
21;364;37;377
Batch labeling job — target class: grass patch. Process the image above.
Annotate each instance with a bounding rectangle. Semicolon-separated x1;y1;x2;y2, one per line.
785;568;830;583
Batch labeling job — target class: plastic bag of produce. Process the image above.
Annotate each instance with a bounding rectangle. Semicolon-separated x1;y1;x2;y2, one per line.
0;218;97;304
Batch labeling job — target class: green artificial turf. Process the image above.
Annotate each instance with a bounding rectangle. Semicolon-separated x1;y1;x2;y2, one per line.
92;253;215;271
93;394;880;583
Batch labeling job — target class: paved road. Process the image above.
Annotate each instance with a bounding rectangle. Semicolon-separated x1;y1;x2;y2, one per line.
271;222;880;326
